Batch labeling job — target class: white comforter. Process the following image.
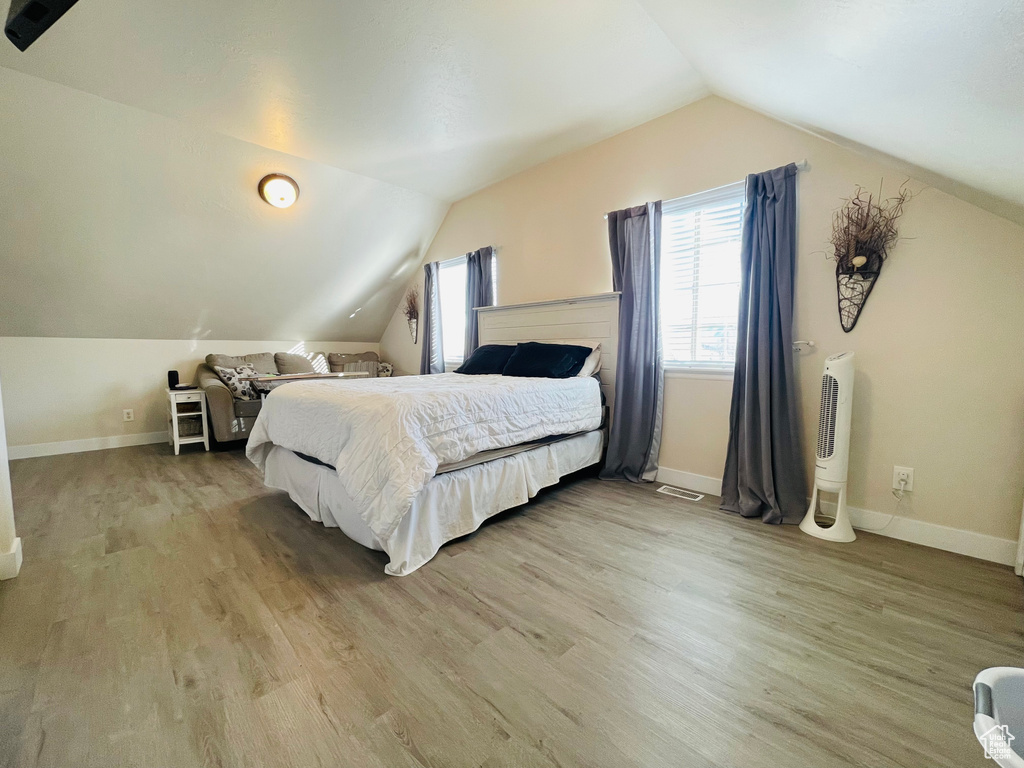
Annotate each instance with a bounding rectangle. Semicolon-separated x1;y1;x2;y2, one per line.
246;373;602;540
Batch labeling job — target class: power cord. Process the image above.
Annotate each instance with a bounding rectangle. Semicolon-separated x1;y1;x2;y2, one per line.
855;477;906;533
893;477;908;504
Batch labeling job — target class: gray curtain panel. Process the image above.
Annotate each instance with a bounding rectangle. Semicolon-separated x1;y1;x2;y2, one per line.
721;163;807;524
601;202;664;483
463;245;496;357
419;261;445;375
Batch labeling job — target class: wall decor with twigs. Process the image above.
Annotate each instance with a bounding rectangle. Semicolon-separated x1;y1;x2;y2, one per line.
829;181;913;332
403;287;420;343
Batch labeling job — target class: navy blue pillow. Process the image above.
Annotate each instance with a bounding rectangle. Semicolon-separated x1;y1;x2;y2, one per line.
502;342;593;378
454;344;516;375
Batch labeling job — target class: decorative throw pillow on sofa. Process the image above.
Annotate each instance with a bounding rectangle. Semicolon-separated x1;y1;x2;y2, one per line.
213;364;261;400
342;360;379;377
328;351;379;372
206;353;277;375
274;352;316;375
307;352;329;373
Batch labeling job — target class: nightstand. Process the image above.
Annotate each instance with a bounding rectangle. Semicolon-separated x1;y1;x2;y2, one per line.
167;388;210;455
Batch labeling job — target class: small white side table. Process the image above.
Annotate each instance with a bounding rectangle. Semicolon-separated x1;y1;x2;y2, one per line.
167;388;210;455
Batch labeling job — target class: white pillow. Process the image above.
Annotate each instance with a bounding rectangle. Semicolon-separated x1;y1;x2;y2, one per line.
577;344;602;377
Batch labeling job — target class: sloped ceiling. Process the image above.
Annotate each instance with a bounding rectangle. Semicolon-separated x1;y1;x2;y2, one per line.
0;0;706;340
0;0;1020;341
637;0;1024;220
0;0;706;201
0;66;449;341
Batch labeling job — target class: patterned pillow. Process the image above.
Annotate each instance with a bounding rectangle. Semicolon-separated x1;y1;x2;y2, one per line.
213;363;261;400
378;362;393;378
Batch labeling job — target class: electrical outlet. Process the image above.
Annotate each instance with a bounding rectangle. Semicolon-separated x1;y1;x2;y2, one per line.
123;409;134;422
892;466;914;492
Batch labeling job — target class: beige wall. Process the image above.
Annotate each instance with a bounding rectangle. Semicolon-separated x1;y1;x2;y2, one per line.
380;95;1024;541
0;338;378;451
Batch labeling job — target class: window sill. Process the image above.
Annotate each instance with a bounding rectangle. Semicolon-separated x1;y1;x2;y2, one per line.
664;366;734;381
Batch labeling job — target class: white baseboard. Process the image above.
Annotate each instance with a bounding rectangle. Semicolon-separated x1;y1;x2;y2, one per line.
819;499;1017;567
8;431;167;460
655;467;723;497
0;537;23;580
656;465;1016;567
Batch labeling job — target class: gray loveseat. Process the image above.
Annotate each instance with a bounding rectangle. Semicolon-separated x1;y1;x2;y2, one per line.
195;351;384;444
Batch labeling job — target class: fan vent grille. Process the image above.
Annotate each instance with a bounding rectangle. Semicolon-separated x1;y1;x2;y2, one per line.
817;374;839;460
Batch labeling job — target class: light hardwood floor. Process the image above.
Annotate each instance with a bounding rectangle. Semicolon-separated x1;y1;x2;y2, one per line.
1;444;1021;767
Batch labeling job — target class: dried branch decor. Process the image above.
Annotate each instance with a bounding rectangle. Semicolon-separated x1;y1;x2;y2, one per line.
829;181;912;332
403;288;419;343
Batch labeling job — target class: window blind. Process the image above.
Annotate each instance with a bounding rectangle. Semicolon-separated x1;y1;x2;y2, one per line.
438;256;468;364
660;180;745;369
438;254;498;365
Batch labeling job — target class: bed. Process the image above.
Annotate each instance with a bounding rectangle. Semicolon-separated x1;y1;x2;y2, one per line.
246;292;620;575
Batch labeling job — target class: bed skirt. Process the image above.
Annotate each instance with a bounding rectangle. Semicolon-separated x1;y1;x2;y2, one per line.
263;429;603;575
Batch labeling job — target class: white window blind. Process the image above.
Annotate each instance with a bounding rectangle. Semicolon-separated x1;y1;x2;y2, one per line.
438;256;468;365
660;181;745;370
438;255;498;366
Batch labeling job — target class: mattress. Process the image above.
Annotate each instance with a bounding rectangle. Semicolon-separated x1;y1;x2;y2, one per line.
247;372;603;541
263;429;604;575
294;431;586;475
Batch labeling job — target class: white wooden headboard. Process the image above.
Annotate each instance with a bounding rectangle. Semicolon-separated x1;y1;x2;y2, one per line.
476;292;620;413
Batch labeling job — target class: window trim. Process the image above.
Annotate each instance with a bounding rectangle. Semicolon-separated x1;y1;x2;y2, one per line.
664;364;735;380
438;252;498;370
660;180;745;374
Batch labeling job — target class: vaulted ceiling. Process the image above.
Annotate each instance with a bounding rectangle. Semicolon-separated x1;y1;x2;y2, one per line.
639;0;1024;220
0;0;1019;341
0;0;707;201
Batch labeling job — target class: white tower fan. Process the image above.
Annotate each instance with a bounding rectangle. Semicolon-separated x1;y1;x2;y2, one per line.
800;352;856;542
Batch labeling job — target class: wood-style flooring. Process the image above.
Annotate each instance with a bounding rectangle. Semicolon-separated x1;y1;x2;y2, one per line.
1;444;1021;767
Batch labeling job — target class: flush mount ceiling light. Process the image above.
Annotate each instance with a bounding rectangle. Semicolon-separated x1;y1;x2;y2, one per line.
258;174;299;208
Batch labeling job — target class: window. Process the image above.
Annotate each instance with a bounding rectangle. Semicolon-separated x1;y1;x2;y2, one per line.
438;256;468;365
437;255;498;366
660;181;745;371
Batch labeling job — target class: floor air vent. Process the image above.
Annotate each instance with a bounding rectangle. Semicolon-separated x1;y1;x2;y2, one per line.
657;485;704;502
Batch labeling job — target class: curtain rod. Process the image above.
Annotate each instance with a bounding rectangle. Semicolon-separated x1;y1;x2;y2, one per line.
603;160;809;219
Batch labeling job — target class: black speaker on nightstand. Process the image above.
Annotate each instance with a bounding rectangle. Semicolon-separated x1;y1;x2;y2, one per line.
167;370;179;389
